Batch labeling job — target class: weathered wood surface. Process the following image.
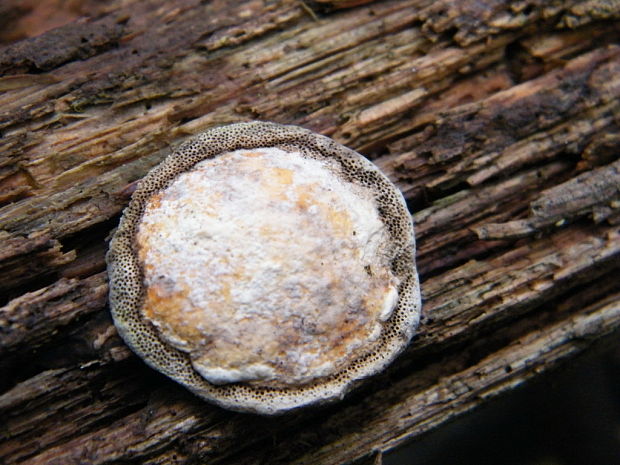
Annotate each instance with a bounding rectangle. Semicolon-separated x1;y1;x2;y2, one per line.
1;1;619;464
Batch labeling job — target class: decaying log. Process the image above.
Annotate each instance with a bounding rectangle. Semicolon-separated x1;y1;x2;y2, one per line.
1;0;619;464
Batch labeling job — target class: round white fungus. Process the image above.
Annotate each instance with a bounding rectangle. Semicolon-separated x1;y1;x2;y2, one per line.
107;121;420;414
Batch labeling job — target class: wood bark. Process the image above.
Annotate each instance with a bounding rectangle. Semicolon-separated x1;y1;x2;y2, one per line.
1;0;619;464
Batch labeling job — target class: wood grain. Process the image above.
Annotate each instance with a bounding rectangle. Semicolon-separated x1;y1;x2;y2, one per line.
1;0;619;463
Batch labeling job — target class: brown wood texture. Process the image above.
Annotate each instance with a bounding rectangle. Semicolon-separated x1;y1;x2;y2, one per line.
1;1;619;464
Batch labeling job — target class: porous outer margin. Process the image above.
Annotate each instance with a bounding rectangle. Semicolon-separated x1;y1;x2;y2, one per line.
106;121;421;415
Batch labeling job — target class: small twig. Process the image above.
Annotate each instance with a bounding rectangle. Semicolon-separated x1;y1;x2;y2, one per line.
298;0;319;21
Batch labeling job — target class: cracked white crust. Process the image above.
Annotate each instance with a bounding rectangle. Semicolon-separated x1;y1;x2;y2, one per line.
136;148;399;386
106;121;421;414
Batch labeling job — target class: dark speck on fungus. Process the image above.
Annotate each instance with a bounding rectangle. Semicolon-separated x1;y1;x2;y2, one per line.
106;121;421;414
